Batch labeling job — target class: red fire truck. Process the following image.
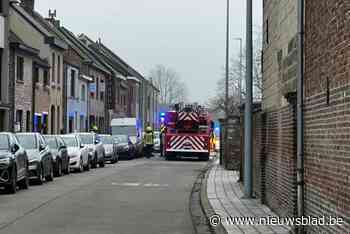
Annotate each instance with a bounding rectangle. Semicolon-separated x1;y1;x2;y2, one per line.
162;104;213;161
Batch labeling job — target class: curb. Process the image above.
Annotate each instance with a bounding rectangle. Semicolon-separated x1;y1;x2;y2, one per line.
190;159;228;234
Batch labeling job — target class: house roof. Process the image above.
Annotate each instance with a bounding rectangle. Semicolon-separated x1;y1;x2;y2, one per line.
11;3;67;51
9;31;50;68
55;26;111;75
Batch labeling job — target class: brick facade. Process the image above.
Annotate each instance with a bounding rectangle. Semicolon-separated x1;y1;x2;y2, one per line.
241;103;297;218
304;0;350;232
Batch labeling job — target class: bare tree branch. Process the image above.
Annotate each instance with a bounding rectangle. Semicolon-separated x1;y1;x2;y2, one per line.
150;65;188;105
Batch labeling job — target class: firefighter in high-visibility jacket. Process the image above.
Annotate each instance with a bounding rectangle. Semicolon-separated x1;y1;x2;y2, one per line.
143;126;154;158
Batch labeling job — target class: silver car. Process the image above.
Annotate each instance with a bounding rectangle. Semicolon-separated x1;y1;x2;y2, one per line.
100;135;118;164
153;131;161;152
61;134;90;173
77;133;105;168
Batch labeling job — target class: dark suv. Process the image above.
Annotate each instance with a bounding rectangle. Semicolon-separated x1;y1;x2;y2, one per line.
16;133;54;184
44;135;69;176
0;133;29;194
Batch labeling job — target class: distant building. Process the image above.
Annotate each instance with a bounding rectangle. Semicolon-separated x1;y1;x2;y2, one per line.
10;1;68;134
0;0;11;131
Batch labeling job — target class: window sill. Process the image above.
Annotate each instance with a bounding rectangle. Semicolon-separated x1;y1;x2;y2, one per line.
16;80;24;84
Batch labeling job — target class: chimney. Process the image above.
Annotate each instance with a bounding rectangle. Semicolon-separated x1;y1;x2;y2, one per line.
20;0;35;12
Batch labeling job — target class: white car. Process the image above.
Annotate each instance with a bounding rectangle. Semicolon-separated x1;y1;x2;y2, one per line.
77;133;105;168
153;131;161;152
61;134;90;172
99;134;118;163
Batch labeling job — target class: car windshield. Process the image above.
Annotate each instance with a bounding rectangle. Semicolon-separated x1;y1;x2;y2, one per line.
45;136;57;149
17;134;37;150
0;134;10;150
62;136;78;147
114;135;128;143
78;134;93;145
100;136;113;144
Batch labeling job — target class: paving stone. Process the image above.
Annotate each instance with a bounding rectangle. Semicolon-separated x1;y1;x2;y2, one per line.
207;164;292;234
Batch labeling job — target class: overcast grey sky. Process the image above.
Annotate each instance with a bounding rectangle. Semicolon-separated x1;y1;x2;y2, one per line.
36;0;262;103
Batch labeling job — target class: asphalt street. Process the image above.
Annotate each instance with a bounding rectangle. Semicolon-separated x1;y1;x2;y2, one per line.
0;156;208;234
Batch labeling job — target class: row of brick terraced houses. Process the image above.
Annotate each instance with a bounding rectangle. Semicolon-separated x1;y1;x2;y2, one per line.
235;0;350;233
0;0;159;135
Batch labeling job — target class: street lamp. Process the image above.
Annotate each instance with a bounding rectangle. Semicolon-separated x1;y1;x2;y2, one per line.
224;0;230;166
233;37;243;105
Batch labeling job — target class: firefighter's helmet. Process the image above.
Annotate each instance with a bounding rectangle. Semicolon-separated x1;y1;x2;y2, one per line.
146;126;153;133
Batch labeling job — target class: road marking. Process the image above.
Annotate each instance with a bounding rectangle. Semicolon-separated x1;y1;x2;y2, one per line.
111;182;140;187
111;182;169;187
144;183;169;187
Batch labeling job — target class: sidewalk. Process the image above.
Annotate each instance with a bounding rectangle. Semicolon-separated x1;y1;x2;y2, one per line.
207;160;292;234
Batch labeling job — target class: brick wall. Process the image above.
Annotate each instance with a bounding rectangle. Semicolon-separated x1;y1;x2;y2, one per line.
242;104;297;218
304;0;350;232
263;104;297;218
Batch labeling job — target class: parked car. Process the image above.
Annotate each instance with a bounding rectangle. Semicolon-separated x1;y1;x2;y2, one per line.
16;133;54;184
153;131;161;152
44;135;69;176
77;133;105;168
130;135;143;158
0;133;29;194
114;135;135;160
99;134;118;164
61;134;90;172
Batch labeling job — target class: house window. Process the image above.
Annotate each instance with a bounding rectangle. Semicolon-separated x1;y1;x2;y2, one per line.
57;55;61;84
33;67;39;83
265;19;269;44
57;106;60;133
70;70;75;97
90;76;95;98
96;77;99;99
16;110;23;131
43;70;49;86
81;84;86;101
26;111;31;132
16;56;24;81
52;53;55;82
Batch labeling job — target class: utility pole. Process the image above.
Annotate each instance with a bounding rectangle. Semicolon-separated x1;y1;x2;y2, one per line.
234;38;243;105
224;0;230;166
244;0;253;198
297;0;304;233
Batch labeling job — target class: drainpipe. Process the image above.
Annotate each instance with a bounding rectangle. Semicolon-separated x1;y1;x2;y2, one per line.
297;0;304;233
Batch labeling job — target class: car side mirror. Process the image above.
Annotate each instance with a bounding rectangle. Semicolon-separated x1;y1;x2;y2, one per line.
11;143;19;153
80;144;84;149
94;139;100;144
59;144;66;150
39;144;46;151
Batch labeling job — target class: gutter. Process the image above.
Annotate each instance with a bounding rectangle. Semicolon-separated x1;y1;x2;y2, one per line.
297;0;305;233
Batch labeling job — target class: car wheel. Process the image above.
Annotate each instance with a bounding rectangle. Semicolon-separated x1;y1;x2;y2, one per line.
63;161;70;175
91;154;97;169
54;161;62;177
18;166;29;190
84;158;90;171
5;166;17;194
99;156;105;168
45;164;54;182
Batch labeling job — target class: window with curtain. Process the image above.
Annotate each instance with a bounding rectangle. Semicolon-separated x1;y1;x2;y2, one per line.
16;56;24;81
81;84;86;101
70;70;75;97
